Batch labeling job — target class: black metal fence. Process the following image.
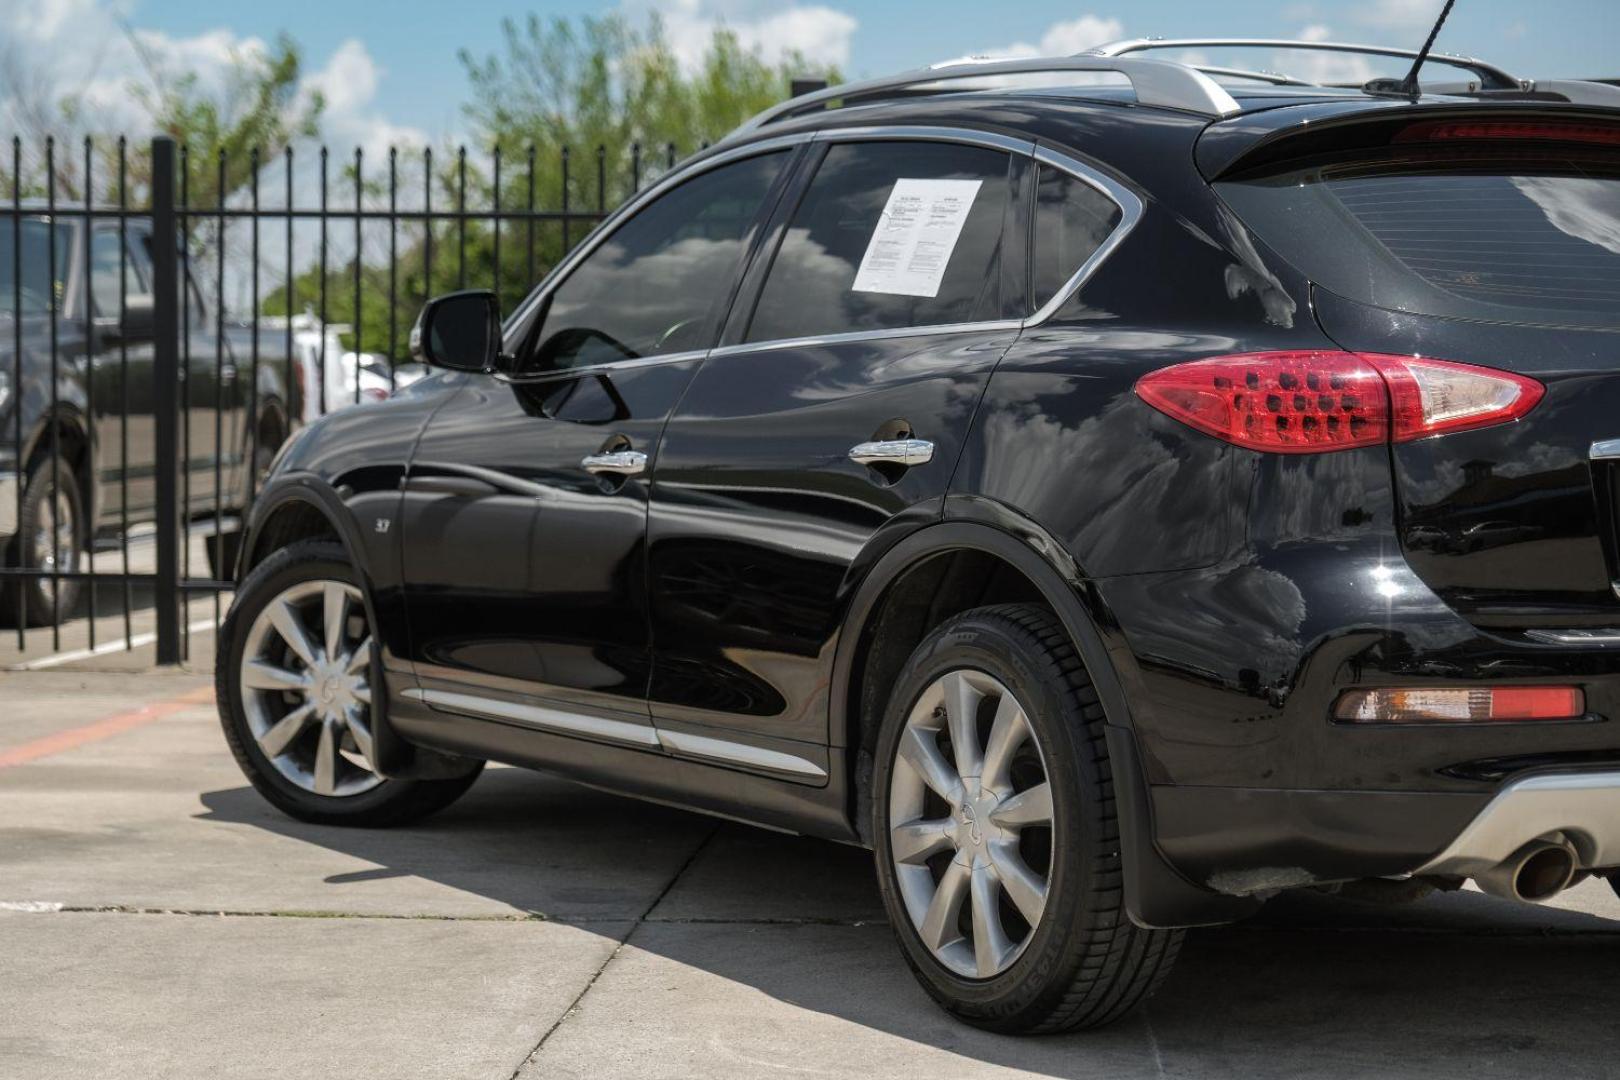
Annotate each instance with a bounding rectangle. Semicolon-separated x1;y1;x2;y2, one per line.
3;133;673;667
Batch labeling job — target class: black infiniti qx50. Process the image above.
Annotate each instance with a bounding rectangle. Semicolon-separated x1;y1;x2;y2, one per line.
217;39;1620;1032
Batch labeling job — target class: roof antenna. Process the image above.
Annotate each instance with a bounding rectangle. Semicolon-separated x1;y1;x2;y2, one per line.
1364;0;1458;101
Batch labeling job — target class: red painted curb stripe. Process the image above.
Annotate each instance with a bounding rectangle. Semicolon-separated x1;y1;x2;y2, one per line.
0;687;215;770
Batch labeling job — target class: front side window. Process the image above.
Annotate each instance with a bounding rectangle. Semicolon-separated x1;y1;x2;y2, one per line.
524;151;789;374
747;141;1015;343
1031;166;1123;310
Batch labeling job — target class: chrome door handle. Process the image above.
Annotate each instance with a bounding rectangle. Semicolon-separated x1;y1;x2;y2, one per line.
848;438;934;467
581;450;647;476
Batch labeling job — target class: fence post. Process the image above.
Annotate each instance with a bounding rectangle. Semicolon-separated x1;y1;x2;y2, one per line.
150;136;182;664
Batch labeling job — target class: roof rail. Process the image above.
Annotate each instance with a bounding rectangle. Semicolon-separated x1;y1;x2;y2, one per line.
730;55;1243;136
1088;38;1522;91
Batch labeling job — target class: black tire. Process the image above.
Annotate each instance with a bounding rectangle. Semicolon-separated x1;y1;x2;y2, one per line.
1;457;85;627
871;603;1183;1033
217;539;482;827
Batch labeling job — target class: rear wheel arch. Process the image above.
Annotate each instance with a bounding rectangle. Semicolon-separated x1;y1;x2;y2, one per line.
832;515;1128;820
834;508;1259;929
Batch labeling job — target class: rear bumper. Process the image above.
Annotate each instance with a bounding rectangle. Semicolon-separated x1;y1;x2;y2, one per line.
1415;770;1620;878
0;471;17;541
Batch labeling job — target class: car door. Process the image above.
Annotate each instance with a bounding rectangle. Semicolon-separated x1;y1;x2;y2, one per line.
397;146;796;745
85;223;157;524
645;133;1031;779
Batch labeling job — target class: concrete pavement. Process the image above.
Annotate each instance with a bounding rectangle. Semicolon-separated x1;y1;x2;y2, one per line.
2;671;1618;1079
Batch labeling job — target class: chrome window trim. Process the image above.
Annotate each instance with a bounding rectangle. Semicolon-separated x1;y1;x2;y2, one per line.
813;124;1036;157
711;320;1023;359
496;126;1141;380
1025;144;1145;327
499;132;814;345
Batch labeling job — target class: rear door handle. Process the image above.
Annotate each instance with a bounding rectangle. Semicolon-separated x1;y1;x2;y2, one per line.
581;450;648;476
848;439;935;467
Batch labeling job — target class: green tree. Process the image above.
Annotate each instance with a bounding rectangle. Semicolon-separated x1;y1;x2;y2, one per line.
265;15;836;361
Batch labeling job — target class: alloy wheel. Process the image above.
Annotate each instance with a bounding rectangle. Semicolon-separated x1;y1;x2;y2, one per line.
238;579;383;797
888;669;1055;979
34;485;77;575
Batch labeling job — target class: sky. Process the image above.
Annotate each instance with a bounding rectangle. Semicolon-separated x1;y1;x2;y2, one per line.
2;0;1616;153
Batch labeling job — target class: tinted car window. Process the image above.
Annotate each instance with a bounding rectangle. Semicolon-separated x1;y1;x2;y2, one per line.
525;151;788;373
1217;153;1620;330
747;142;1013;342
89;229;148;315
0;219;70;315
1032;166;1122;309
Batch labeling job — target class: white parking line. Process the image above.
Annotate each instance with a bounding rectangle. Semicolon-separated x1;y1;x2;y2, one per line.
10;617;221;671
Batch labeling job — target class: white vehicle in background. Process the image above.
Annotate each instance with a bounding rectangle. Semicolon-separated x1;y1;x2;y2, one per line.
262;311;417;422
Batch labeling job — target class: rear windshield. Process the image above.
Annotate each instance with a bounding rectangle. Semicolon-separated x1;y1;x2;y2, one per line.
1216;153;1620;331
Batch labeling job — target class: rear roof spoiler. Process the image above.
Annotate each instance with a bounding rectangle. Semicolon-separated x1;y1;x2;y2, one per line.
1196;99;1620;180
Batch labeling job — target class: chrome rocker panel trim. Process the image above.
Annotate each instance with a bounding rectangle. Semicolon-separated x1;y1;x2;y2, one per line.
402;688;827;781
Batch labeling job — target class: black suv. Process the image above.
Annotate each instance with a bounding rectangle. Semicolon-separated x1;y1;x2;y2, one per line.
217;40;1620;1032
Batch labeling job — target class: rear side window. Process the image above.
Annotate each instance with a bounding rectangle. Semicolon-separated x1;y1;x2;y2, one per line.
747;141;1014;342
1217;154;1620;330
1031;165;1123;310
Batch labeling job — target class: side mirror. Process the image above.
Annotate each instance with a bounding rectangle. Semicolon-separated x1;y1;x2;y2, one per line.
410;290;500;373
113;295;155;341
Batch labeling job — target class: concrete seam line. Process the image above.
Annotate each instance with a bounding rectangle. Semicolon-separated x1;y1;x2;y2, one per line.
0;686;214;770
505;823;722;1079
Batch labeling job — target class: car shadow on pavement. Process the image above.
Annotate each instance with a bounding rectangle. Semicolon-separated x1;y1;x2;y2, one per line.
197;767;1620;1079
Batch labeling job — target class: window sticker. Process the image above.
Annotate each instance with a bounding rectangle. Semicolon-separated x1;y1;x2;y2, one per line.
851;178;983;298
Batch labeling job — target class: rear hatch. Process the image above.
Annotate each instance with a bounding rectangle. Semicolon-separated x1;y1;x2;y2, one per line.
1211;107;1620;628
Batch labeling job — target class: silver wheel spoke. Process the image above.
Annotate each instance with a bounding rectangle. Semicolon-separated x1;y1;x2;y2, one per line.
889;668;1053;980
891;817;955;865
942;672;984;780
345;637;373;675
267;599;319;668
241;660;311;693
980;694;1029;793
257;702;315;758
991;842;1049;925
990;782;1052;828
313;718;339;796
918;859;970;950
971;868;1013;977
240;578;384;800
344;708;376;770
898;726;963;804
323;583;349;661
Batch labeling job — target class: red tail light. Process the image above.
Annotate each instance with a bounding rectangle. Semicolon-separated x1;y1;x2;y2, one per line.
1134;352;1542;454
1394;119;1620;148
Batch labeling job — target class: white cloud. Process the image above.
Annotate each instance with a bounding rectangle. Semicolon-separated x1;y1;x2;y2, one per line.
301;39;426;158
647;0;858;72
983;14;1125;59
1279;25;1378;84
1351;0;1447;31
0;0;420;155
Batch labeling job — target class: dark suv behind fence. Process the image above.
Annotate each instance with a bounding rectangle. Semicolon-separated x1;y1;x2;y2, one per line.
213;39;1620;1032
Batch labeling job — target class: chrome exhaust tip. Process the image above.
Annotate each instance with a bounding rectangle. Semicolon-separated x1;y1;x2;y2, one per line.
1474;837;1579;903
